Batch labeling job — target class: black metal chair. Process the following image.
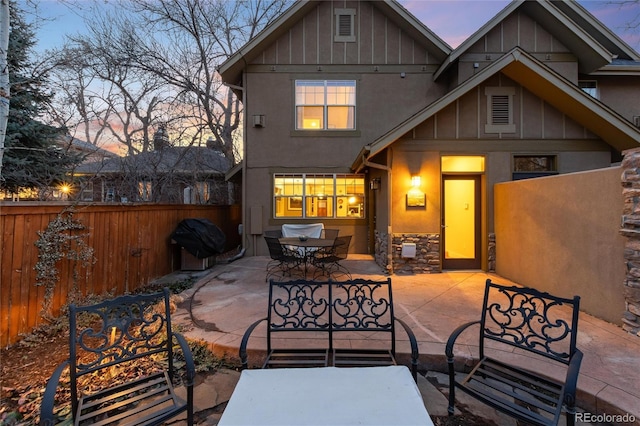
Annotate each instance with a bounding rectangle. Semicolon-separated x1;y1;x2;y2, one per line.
313;235;352;280
263;229;283;238
321;228;339;240
446;279;582;426
239;278;420;381
264;236;302;281
40;288;195;426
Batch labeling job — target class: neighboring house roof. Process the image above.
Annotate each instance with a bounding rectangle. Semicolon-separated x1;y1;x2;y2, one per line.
60;136;119;160
433;0;639;80
218;0;452;85
75;146;231;177
354;47;640;171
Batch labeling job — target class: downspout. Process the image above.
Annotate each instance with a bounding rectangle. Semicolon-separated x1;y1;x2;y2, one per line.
223;81;248;255
360;151;394;274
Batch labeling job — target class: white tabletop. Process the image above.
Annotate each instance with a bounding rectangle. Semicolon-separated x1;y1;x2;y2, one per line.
219;366;433;426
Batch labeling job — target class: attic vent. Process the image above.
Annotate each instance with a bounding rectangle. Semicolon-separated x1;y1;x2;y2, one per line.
334;8;356;42
633;116;640;128
338;15;351;36
485;87;516;134
491;95;510;125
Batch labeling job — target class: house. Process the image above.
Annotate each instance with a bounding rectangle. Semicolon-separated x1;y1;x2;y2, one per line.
219;0;640;273
61;136;119;164
74;129;235;204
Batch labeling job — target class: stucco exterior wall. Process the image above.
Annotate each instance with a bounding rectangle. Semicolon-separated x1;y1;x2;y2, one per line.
240;0;449;257
494;167;625;324
457;10;578;84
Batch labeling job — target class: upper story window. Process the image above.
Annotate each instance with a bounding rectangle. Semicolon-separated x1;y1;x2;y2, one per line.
274;173;364;219
485;87;516;134
512;155;558;180
579;80;598;99
334;8;356;42
295;80;356;130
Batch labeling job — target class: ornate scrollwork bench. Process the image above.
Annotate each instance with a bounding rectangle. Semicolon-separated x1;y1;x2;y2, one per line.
446;279;582;426
239;278;420;381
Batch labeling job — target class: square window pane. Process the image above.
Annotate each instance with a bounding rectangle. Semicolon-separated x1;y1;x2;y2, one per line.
297;106;324;129
327;106;355;129
327;82;356;105
296;81;325;105
306;176;334;196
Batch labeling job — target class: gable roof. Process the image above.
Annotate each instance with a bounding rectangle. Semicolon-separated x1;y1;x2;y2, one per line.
434;0;639;80
219;0;452;85
75;147;231;176
355;47;640;171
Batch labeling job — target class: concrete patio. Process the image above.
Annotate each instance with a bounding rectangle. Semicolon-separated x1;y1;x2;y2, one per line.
167;255;640;425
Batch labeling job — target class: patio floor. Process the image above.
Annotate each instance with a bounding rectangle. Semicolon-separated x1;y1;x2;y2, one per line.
167;255;640;424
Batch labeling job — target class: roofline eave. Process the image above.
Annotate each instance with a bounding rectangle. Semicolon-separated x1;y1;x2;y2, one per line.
364;47;640;161
435;0;616;80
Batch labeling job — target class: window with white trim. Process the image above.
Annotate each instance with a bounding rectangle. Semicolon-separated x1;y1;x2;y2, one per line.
334;8;356;42
295;80;356;130
579;80;598;98
485;87;516;133
274;173;364;219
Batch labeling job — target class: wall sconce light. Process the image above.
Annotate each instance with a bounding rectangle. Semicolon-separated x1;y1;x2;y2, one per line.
370;178;380;190
407;175;425;207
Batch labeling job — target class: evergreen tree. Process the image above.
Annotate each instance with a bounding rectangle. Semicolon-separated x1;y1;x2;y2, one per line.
0;1;79;198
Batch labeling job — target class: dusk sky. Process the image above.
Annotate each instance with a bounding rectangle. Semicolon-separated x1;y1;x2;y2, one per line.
28;0;640;53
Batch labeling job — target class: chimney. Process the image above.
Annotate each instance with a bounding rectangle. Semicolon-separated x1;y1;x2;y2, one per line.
153;125;169;151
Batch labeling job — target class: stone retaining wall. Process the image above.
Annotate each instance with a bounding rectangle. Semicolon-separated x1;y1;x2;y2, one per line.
620;148;640;336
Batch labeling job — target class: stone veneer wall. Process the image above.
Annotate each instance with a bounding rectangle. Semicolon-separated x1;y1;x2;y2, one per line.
374;231;441;274
375;232;497;273
620;148;640;336
488;233;496;272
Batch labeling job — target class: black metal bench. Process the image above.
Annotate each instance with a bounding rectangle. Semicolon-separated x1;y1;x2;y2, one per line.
40;288;195;426
239;278;420;381
446;279;582;426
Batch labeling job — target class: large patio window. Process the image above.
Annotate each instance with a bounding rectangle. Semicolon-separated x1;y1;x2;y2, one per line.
274;173;364;218
295;80;356;130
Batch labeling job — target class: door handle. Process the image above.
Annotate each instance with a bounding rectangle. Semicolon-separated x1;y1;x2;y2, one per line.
441;225;448;228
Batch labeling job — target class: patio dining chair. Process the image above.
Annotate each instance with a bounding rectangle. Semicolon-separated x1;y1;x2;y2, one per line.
40;288;195;426
264;236;303;281
313;235;352;280
321;228;339;240
263;229;283;238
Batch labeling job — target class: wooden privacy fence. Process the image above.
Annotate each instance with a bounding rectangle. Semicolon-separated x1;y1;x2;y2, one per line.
0;202;241;347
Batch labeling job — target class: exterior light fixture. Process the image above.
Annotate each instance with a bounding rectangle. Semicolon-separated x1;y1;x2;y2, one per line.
407;175;425;207
370;178;380;190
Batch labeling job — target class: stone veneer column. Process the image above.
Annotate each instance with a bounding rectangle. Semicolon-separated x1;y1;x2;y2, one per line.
488;233;496;272
620;147;640;336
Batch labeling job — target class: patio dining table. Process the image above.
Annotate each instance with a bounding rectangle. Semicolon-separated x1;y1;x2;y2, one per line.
279;237;335;278
218;366;433;426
